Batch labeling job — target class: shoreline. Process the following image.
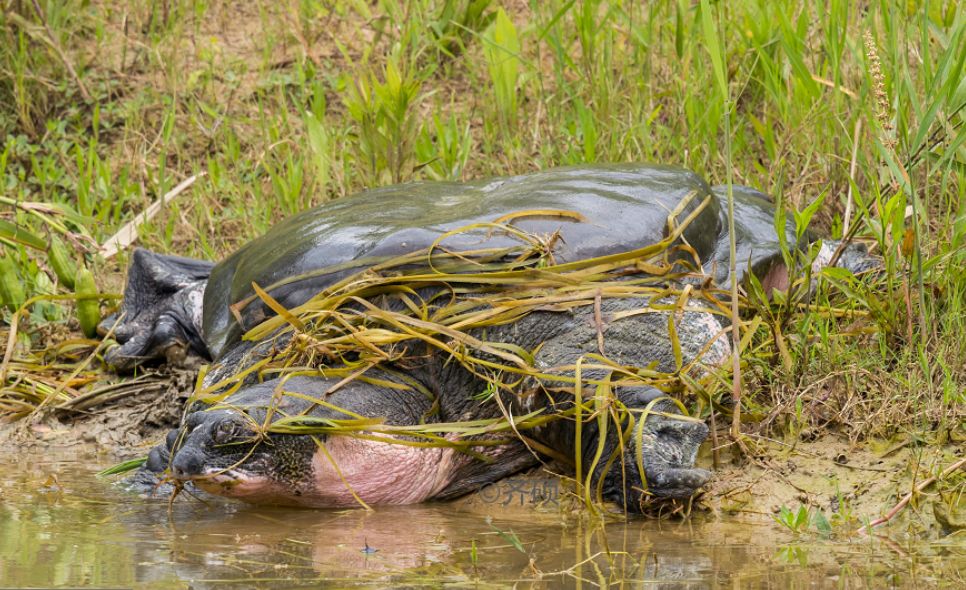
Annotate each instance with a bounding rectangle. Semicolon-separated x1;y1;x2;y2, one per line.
3;367;961;540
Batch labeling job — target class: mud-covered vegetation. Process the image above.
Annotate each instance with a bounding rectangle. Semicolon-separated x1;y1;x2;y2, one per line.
0;0;964;532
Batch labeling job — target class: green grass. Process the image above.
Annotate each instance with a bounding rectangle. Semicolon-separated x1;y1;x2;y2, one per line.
0;1;963;445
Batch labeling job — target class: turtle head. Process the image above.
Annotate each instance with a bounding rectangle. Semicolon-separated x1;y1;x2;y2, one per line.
160;408;318;505
829;241;882;276
757;239;883;296
596;395;711;511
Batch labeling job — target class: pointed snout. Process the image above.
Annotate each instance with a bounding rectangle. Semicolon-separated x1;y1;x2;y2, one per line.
166;411;223;480
166;411;258;481
637;414;711;500
170;445;208;480
648;467;712;497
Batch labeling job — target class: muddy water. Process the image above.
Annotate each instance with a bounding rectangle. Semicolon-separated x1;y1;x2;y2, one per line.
0;451;960;589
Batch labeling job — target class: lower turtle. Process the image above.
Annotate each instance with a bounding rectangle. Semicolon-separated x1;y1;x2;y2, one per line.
105;164;876;511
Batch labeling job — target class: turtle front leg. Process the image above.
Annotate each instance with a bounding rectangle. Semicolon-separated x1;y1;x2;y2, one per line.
101;248;213;371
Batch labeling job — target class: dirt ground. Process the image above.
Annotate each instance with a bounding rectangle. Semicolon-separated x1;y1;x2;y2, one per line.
0;366;193;449
704;436;965;537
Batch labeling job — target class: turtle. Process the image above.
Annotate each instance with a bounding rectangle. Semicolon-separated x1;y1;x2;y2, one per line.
104;164;876;510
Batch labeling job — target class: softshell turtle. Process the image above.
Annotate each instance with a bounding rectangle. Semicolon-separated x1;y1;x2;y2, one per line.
106;164;874;511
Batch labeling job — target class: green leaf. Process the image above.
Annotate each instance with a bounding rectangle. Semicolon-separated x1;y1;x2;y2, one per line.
794;505;810;529
304;111;330;190
813;510;832;536
820;266;855;281
0;219;46;250
773;191;789;256
483;8;522;123
793;191;827;240
97;457;147;477
777;11;819;99
699;0;727;101
577;99;597;161
953;196;966;250
674;0;685;59
487;520;526;553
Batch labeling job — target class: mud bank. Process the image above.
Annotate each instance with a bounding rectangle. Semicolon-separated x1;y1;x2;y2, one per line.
3;366;962;540
0;366;193;449
705;437;965;537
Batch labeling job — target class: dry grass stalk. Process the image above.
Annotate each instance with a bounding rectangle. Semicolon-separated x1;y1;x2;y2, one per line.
863;31;894;148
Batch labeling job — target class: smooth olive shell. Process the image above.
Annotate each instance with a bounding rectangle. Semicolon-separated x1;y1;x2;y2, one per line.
202;164;794;358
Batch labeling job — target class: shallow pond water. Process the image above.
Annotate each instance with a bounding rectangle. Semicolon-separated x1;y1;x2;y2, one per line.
0;450;961;589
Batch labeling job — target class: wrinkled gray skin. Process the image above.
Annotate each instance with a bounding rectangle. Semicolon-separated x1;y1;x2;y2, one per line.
107;164;877;511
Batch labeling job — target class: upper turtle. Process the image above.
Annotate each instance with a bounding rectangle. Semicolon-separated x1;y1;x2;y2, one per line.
202;164;723;357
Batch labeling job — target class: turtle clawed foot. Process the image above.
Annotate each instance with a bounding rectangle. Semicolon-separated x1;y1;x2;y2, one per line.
102;249;213;372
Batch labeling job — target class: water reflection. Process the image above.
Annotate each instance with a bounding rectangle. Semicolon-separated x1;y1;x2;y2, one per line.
0;451;960;588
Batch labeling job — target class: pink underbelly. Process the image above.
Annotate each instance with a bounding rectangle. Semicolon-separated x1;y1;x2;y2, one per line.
195;435;464;507
304;435;462;507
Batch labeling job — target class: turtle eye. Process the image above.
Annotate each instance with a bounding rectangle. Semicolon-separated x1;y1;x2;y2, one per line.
212;420;248;445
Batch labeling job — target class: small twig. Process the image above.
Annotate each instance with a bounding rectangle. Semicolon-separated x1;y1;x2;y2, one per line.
99;173;206;259
709;410;719;469
0;307;21;386
593;290;605;355
875;534;910;558
119;11;128;73
857;455;966;535
827;207;867;270
901;272;914;344
810;75;858;99
904;102;966;170
29;0;92;102
834;461;891;473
